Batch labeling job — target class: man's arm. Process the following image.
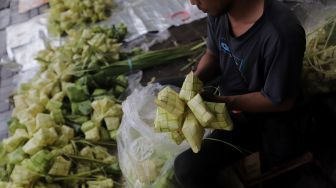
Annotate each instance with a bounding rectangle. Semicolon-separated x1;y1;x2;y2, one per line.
194;49;220;83
204;92;295;113
196;50;295;112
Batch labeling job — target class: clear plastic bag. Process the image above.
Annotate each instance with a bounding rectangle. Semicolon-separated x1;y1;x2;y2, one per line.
117;83;189;188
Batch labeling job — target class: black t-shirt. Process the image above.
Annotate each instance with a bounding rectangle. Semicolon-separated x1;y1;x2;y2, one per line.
207;0;306;105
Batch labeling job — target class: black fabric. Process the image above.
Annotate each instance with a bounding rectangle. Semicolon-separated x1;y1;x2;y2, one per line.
174;108;310;188
206;0;306;105
174;113;257;188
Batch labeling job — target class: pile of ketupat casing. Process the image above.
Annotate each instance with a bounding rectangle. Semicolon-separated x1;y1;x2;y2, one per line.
303;15;336;95
36;24;127;73
0;25;128;188
48;0;114;36
154;72;233;153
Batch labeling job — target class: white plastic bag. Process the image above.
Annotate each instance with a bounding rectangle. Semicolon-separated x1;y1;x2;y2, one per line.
117;83;189;188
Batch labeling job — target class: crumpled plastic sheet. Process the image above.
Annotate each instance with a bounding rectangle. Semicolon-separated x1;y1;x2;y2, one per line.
6;0;206;79
105;0;206;41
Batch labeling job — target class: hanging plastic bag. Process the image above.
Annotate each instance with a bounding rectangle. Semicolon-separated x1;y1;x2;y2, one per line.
117;83;189;188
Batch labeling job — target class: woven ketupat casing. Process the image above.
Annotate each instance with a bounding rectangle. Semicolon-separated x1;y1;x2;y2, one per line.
104;117;121;131
155;86;185;116
80;146;95;159
34;128;58;146
182;111;205;153
205;102;233;131
154;107;183;132
179;72;203;101
171;130;185;145
22;138;43;156
187;94;215;127
22;150;53;174
35;113;57;130
10;165;38;185
48;156;72;176
62;144;75;155
87;179;114;187
84;127;101;141
56;125;75;146
23;128;58;155
3;129;29;152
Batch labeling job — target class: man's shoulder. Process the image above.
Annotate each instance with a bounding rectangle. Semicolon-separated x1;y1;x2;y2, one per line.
265;0;306;40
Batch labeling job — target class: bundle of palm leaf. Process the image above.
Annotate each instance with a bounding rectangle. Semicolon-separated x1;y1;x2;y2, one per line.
303;15;336;95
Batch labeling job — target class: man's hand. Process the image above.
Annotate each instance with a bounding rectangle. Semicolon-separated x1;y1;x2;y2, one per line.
200;90;219;102
199;90;296;113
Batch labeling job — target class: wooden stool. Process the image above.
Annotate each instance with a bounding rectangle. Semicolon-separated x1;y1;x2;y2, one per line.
236;152;314;187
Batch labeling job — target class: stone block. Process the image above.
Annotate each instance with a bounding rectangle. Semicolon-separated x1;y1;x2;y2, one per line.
10;11;30;25
0;29;6;56
0;110;11;123
0;8;10;29
10;0;19;11
29;8;39;18
0;76;15;88
0;63;19;80
38;3;49;15
0;84;16;100
0;0;10;10
0;111;10;140
0;100;10;113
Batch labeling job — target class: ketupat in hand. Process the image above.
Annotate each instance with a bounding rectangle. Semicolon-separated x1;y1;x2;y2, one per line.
154;72;234;153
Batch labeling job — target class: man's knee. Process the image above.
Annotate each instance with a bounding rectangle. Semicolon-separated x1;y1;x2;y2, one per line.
174;149;200;188
174;146;220;188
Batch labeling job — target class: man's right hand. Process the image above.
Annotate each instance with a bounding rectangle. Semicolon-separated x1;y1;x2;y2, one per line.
200;90;219;102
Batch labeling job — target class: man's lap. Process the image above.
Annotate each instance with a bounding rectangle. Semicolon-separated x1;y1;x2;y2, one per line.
174;112;307;187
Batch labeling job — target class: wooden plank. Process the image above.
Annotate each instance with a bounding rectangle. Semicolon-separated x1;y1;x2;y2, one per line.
237;152;314;187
